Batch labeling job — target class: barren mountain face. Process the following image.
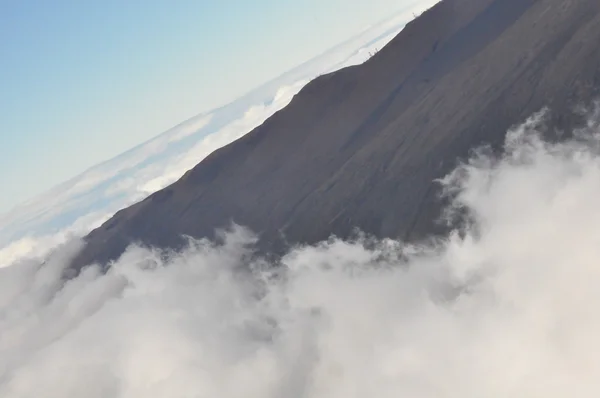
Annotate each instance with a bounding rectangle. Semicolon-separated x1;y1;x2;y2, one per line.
72;0;600;269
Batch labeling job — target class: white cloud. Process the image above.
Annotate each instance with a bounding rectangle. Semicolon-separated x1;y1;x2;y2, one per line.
2;108;600;396
167;114;213;143
0;211;111;268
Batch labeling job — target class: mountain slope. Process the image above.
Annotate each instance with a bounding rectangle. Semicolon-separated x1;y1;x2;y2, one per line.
72;0;600;269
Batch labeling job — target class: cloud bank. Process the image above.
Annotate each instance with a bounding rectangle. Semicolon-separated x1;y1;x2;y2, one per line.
2;109;600;396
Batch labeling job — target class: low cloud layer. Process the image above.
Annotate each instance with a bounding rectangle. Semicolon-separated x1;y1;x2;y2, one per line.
2;109;600;396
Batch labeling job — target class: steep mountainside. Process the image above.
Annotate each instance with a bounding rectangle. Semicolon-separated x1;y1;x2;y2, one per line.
72;0;600;269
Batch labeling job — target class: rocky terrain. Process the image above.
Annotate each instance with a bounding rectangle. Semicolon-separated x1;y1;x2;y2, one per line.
72;0;600;269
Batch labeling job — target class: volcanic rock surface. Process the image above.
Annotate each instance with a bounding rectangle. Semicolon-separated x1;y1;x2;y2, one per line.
72;0;600;269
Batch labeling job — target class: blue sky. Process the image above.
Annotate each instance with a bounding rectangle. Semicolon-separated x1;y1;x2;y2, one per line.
0;0;417;213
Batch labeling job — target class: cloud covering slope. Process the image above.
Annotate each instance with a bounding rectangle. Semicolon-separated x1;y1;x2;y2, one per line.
2;109;600;396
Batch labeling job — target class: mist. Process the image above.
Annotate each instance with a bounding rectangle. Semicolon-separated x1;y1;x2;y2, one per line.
3;109;600;397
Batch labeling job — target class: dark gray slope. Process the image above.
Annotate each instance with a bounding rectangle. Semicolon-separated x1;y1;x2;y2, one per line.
72;0;600;269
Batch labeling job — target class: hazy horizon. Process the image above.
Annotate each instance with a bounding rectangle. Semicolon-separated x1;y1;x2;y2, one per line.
0;0;433;213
